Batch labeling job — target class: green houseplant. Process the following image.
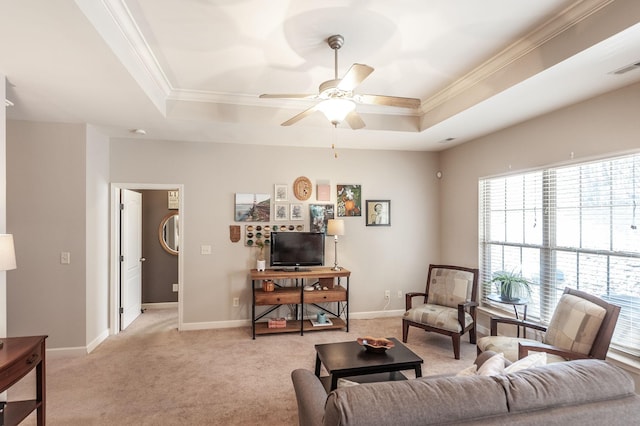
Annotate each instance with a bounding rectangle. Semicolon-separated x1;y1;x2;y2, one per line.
490;270;532;301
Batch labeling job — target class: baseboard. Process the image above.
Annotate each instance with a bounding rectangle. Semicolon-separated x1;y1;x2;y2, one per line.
179;310;403;331
87;329;109;354
46;346;89;359
350;309;404;319
142;302;178;310
180;319;251;331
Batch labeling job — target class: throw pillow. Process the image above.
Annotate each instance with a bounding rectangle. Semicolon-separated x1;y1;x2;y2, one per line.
476;352;506;376
504;352;547;374
456;364;478;376
337;378;360;388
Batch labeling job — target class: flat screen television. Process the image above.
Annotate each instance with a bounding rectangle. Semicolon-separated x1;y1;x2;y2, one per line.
269;232;325;269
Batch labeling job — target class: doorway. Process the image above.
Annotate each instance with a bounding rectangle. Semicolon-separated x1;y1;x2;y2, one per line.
110;183;184;335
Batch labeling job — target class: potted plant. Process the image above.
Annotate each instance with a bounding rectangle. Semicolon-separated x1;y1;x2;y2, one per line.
490;269;532;301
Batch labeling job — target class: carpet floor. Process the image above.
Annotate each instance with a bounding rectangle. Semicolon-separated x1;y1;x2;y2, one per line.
13;308;477;425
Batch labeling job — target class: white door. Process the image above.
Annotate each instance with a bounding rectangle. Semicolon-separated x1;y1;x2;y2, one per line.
120;189;143;330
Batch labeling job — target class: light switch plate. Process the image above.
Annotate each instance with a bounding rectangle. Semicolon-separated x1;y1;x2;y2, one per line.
201;245;212;255
61;252;71;264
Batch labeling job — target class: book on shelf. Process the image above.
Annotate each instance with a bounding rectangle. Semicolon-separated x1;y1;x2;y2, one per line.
309;318;333;327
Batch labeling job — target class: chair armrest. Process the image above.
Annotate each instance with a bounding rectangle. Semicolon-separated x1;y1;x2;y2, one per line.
489;316;547;336
517;341;590;361
458;301;478;327
405;292;426;310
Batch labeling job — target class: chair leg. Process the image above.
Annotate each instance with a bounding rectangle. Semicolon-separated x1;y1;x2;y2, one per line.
452;334;461;360
402;320;409;343
469;325;477;344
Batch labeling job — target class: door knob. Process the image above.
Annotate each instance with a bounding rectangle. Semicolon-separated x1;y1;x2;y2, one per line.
140;257;146;262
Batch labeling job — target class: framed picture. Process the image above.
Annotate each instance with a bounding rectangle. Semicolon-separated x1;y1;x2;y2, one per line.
337;184;362;217
290;203;304;221
275;204;288;221
274;184;288;202
235;193;271;222
309;204;335;233
366;200;390;226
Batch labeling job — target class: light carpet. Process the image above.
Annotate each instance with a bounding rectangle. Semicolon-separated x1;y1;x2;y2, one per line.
13;308;477;425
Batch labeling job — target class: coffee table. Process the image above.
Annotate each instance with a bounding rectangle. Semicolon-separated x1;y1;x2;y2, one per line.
314;337;423;391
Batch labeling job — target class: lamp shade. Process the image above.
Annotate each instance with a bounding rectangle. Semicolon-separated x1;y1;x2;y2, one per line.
0;234;16;271
327;219;345;236
317;99;355;125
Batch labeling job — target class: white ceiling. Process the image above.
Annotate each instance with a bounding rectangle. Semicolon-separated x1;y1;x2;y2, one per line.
2;0;640;151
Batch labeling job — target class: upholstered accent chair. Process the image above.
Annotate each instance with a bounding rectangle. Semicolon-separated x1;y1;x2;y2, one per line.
477;287;621;362
402;264;479;359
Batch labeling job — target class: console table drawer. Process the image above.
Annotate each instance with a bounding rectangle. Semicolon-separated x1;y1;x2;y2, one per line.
304;288;346;303
255;289;300;305
0;343;42;388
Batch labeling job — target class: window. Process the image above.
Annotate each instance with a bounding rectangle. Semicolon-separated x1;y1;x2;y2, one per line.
479;153;640;356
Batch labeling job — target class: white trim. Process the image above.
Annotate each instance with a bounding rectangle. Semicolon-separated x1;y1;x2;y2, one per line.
142;302;178;310
180;319;251;331
87;328;109;354
46;346;88;359
109;183;185;336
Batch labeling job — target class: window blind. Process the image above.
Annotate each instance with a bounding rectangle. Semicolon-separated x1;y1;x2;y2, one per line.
479;152;640;356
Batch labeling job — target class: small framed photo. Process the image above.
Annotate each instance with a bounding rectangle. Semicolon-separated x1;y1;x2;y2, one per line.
290;203;303;221
274;184;288;202
275;204;288;221
366;200;390;226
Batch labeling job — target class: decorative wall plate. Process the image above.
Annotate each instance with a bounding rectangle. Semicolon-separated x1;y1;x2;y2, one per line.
293;176;312;201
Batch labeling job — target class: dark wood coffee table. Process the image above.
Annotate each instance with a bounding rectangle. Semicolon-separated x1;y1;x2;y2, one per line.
314;337;423;391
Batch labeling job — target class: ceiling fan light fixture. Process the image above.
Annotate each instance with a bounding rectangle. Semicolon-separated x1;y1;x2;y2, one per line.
317;99;355;125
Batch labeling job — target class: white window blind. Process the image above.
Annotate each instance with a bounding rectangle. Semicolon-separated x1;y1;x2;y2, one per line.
479;152;640;356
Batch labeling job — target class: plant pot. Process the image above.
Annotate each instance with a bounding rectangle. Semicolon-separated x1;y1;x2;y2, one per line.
256;259;266;271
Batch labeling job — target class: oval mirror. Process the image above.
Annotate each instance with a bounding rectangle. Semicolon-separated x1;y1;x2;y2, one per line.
159;212;179;255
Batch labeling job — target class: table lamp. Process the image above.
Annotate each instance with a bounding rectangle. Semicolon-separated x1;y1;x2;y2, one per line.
326;219;344;271
0;234;16;350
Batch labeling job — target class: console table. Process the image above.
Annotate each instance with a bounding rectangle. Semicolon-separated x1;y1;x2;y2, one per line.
250;268;350;339
0;335;47;426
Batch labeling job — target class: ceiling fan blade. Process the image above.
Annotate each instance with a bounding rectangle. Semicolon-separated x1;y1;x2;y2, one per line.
281;105;319;126
356;94;421;109
337;64;374;91
259;94;316;99
345;110;365;130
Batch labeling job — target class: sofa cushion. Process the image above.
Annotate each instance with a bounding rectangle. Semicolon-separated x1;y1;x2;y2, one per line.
324;374;508;425
404;303;473;332
494;359;636;414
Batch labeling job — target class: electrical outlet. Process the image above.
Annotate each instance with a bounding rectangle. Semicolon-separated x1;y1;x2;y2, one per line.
232;297;239;307
397;290;403;298
172;283;179;292
60;252;71;264
384;290;390;300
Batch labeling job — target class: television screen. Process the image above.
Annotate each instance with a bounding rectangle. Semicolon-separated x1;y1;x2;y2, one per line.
270;232;325;268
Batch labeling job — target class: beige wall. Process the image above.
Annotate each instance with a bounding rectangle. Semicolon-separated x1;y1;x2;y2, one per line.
438;81;640;267
439;81;640;384
1;74;6;339
85;125;110;349
7;121;87;348
110;140;440;325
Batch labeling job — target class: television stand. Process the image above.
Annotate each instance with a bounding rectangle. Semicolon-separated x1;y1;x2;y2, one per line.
279;267;311;272
250;267;351;339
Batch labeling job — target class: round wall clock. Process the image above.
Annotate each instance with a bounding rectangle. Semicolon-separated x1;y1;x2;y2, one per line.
293;176;312;201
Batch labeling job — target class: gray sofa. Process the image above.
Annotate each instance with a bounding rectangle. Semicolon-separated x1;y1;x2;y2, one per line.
291;358;640;425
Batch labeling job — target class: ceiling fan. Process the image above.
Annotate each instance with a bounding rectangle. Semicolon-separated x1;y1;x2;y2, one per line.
260;34;421;129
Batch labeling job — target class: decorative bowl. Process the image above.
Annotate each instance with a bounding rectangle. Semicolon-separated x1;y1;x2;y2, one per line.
357;337;395;353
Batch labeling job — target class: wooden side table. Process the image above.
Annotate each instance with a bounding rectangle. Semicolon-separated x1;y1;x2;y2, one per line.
487;294;529;337
0;335;47;426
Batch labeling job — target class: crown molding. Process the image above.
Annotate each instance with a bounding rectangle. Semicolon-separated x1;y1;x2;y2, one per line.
420;0;615;113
